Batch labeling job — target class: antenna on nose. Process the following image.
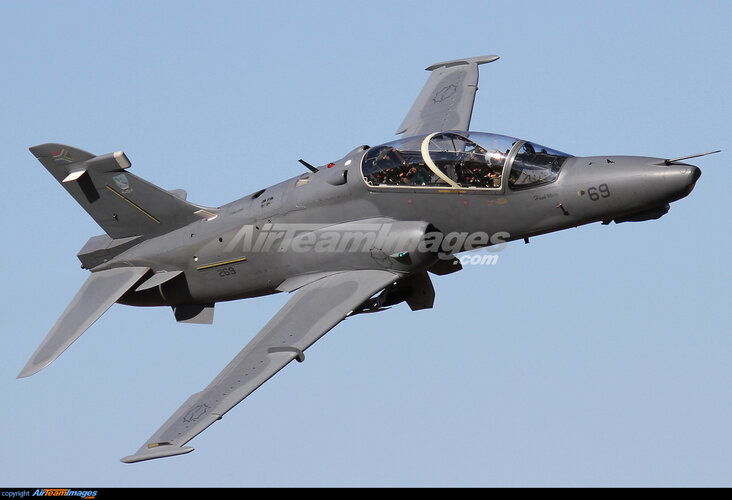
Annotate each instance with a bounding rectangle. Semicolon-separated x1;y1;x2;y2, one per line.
665;150;721;165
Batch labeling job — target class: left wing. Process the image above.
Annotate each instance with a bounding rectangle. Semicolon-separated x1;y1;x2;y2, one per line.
396;55;499;137
18;266;150;378
121;269;400;463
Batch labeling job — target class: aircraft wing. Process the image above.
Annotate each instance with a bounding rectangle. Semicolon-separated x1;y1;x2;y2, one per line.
121;269;400;463
18;266;150;378
396;55;499;137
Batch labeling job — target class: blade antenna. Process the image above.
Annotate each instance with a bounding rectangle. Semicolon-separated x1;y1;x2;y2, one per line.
298;159;319;173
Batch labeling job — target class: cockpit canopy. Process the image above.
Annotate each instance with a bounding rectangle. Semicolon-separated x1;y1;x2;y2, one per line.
361;131;571;191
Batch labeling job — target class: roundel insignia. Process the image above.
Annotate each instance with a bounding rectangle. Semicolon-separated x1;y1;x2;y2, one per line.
182;404;210;423
51;148;73;164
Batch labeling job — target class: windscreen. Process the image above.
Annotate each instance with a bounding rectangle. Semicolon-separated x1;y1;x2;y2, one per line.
508;142;571;189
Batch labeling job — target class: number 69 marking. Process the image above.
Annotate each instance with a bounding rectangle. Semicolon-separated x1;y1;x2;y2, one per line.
587;183;610;201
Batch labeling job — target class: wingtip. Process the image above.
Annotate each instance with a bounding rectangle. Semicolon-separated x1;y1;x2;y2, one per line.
425;54;500;71
17;361;44;379
120;445;195;464
17;348;60;378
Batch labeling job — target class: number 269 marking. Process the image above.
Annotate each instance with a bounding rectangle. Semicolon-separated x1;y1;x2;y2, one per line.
218;267;236;277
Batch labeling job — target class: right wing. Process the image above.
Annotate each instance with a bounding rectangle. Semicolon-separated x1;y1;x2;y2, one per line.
396;55;499;137
121;269;400;463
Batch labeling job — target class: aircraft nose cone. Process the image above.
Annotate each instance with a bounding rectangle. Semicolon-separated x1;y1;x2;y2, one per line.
678;165;701;187
665;164;701;201
690;165;702;183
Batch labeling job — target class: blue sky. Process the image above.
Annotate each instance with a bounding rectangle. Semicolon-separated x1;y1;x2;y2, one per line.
1;0;730;487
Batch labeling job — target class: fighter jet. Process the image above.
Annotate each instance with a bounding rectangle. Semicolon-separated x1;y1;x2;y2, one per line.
18;55;714;463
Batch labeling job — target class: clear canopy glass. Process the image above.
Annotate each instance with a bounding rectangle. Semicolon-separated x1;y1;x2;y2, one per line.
361;131;571;191
508;141;571;190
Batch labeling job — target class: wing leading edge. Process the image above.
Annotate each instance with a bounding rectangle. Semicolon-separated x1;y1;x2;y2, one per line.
121;269;400;463
396;54;499;137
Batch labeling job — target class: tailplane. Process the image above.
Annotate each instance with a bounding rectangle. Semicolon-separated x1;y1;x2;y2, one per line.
30;143;217;240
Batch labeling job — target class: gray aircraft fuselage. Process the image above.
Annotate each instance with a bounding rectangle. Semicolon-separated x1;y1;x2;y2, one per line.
110;141;700;309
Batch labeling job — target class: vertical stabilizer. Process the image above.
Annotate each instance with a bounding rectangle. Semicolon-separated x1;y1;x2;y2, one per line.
29;143;216;240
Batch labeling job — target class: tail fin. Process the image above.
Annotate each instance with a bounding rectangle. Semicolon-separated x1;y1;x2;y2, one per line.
30;143;217;240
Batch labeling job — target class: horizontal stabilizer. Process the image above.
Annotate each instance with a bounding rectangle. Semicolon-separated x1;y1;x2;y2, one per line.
17;266;149;378
77;234;143;270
